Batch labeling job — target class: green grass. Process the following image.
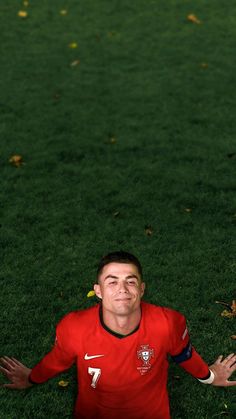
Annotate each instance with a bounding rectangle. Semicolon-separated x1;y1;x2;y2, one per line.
0;0;236;417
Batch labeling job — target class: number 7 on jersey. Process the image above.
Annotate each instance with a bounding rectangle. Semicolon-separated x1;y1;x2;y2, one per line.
88;367;101;388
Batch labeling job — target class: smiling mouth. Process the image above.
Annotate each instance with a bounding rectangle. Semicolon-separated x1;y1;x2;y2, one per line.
115;298;131;301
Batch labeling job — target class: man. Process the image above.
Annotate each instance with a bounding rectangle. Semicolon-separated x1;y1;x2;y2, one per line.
1;251;236;418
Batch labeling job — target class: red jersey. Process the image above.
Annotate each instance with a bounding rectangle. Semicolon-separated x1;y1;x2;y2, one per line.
30;302;209;418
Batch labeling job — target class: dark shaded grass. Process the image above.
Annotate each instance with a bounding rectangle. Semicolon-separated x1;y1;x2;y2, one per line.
0;0;236;417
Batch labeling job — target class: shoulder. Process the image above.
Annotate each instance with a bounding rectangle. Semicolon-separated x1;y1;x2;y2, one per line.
57;304;100;331
141;301;186;327
162;307;186;322
55;305;100;352
141;301;184;317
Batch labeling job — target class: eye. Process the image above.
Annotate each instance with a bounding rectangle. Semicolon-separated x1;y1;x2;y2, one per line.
127;280;136;285
108;281;117;285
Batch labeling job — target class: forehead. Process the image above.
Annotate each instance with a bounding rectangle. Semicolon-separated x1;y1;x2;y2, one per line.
99;262;140;280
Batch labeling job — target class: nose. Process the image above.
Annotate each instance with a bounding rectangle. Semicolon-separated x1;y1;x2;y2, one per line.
118;281;128;293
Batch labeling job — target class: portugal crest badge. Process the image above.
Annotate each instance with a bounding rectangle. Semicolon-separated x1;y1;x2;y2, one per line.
137;344;155;375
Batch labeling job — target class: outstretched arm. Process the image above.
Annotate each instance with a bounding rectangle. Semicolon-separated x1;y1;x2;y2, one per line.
166;309;236;387
0;357;32;389
0;313;78;389
0;340;75;389
210;353;236;387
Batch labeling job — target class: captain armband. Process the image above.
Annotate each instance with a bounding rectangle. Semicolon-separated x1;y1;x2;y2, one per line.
171;341;192;364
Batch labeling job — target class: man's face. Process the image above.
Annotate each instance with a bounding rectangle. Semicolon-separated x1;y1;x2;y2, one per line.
94;262;145;316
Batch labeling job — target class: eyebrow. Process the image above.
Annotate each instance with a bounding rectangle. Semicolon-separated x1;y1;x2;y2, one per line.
104;274;139;281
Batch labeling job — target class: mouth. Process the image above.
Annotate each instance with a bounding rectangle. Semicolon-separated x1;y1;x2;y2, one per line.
114;298;132;302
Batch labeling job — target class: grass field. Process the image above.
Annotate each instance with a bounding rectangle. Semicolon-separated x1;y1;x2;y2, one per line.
0;0;236;417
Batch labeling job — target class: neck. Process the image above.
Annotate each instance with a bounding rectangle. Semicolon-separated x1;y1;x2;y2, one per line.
102;306;141;335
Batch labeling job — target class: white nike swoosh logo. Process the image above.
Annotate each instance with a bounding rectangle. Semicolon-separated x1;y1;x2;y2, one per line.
84;353;105;360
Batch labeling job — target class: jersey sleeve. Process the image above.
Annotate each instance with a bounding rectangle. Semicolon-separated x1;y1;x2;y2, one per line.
164;308;210;380
29;315;76;384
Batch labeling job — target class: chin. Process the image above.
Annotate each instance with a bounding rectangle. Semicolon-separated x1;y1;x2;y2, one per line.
115;308;133;316
114;303;137;315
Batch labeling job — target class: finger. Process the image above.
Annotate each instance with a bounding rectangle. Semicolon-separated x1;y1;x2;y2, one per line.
1;361;14;372
228;359;236;371
227;354;236;366
4;356;19;367
222;353;235;365
1;357;16;369
215;355;223;365
11;357;24;367
226;380;236;387
0;365;12;378
0;357;8;366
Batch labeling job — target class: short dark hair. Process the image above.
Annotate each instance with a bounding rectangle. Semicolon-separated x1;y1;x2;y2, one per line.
97;251;143;280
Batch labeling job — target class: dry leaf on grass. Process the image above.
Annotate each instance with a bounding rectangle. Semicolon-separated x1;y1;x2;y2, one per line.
215;300;236;318
60;10;67;15
184;208;192;213
221;310;234;319
230;335;236;340
68;42;78;49
104;135;117;145
145;225;153;236
187;14;201;24
87;290;95;298
18;10;28;18
71;60;80;67
9;155;24;167
58;380;69;387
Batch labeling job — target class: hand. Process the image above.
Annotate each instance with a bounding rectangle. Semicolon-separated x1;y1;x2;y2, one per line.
0;356;32;389
210;353;236;386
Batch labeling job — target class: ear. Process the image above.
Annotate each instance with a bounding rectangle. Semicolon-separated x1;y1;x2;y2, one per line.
94;284;102;299
140;282;146;297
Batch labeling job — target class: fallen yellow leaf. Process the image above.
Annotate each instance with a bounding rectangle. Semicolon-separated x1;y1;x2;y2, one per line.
9;155;24;167
145;225;153;236
60;10;67;15
187;14;201;24
58;380;69;387
221;310;234;319
70;60;80;67
87;290;96;298
18;10;28;18
216;300;236;318
68;42;78;49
